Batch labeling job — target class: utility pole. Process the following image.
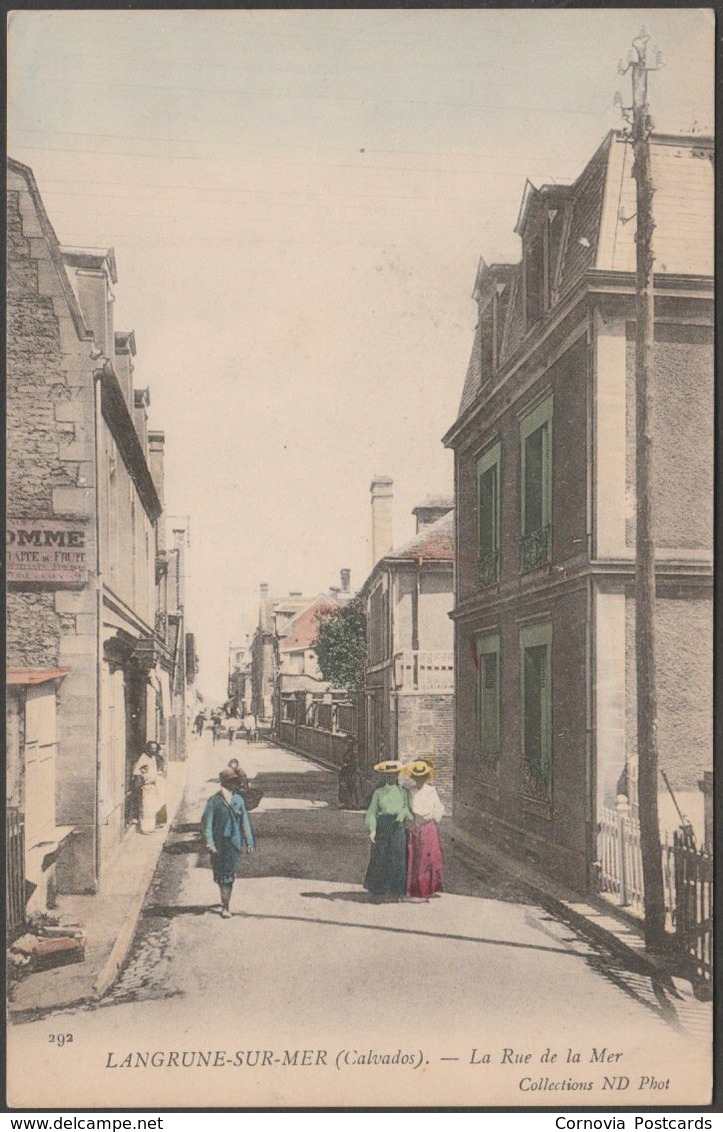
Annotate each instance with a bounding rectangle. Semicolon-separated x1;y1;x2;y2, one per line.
618;30;666;948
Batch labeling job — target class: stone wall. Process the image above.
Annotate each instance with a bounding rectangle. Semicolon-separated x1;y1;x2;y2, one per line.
7;168;99;893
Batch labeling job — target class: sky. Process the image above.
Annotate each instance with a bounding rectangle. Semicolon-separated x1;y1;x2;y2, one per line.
7;8;714;696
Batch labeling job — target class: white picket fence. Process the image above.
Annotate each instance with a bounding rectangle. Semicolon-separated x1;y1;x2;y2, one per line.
596;795;677;930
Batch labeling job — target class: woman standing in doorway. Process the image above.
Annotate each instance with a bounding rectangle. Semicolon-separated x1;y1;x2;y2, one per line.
131;743;162;835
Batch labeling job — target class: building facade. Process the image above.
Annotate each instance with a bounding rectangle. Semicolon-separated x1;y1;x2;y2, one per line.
360;480;455;807
7;158;190;906
443;132;713;890
250;571;352;726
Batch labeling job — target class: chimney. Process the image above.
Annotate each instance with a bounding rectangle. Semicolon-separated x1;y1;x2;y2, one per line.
147;430;166;552
114;330;136;409
260;582;269;602
340;568;351;593
133;388;150;458
412;497;454;534
370;476;394;568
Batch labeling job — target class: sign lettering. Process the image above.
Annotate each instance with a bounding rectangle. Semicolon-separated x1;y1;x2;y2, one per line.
7;520;89;586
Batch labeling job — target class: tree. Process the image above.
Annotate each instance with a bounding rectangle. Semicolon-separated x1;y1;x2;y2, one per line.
314;598;367;692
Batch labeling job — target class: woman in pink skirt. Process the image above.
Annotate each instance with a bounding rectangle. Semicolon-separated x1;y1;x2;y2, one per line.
403;760;445;899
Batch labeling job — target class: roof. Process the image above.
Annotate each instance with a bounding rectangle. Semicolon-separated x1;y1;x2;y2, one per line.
455;130;713;420
279;596;340;653
7;159;92;343
7;667;70;686
386;510;455;562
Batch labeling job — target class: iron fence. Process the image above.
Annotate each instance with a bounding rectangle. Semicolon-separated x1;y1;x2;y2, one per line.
674;831;713;985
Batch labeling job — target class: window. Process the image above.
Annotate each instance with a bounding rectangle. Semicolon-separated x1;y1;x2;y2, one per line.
520;395;553;573
477;441;501;587
520;621;552;799
476;632;500;766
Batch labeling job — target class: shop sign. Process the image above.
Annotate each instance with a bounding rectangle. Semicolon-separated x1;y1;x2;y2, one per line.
7;519;89;586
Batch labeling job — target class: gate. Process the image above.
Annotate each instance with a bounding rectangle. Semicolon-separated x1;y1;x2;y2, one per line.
674;831;713;986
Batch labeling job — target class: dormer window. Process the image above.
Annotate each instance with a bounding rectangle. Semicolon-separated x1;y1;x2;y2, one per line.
524;229;546;330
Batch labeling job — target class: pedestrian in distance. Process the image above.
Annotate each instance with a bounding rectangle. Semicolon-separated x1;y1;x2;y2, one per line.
243;710;258;744
193;711;205;738
226;713;240;744
402;760;444;900
338;740;362;810
226;757;250;791
201;768;256;918
363;760;413;901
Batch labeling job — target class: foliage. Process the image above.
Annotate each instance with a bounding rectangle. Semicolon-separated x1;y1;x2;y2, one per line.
314;597;367;692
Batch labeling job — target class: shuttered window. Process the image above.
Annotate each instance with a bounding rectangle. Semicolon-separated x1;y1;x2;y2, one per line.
520;622;553;798
520;396;553;573
477;441;501;588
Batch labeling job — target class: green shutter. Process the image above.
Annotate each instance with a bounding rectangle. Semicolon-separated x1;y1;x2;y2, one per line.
476;631;501;765
520;396;553;571
476;441;501;587
520;622;553;796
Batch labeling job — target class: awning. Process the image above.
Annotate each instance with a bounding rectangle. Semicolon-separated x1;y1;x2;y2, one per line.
7;668;70;686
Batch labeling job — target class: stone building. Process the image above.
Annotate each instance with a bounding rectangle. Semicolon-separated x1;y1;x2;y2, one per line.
359;479;455;807
6;158;188;905
443;131;713;889
250;572;352;727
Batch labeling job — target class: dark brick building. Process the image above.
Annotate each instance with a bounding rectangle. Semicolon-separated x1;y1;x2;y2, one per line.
443;132;713;890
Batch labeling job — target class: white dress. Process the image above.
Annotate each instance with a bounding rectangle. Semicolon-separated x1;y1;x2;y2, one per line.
132;754;160;834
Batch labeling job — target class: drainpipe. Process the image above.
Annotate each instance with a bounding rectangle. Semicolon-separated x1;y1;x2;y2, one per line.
585;310;595;888
92;362;107;891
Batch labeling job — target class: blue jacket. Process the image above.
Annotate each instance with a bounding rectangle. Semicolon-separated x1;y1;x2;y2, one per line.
202;791;256;853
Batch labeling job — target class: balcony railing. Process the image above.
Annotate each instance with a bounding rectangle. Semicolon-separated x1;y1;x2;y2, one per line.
394;650;454;692
477;549;499;589
521;524;550;574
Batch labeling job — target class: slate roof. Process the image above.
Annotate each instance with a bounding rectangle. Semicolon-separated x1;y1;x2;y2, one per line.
385;510;455;562
457;131;713;419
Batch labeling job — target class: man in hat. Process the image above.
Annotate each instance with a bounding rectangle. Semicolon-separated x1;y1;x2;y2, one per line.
363;761;413;899
201;768;256;918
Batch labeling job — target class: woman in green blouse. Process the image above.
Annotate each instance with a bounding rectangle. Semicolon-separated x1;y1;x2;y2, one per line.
364;760;413;899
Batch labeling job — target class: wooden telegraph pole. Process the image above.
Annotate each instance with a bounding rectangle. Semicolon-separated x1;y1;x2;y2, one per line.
619;31;666;948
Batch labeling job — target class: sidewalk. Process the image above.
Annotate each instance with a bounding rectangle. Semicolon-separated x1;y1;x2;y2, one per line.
448;822;710;1005
8;758;189;1020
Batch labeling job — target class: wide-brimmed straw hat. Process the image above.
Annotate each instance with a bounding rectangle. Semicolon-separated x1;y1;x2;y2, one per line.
373;760;403;775
403;760;435;780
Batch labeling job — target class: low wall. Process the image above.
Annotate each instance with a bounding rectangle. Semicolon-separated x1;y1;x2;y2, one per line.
278;720;352;769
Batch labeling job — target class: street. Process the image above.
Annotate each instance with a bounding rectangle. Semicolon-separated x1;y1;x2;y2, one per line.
8;735;711;1109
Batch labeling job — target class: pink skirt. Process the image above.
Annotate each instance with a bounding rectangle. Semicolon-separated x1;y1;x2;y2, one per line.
406;820;444;898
